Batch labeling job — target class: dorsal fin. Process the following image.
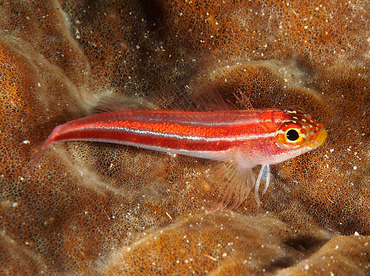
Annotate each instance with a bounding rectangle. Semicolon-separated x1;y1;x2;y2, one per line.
92;84;253;115
152;82;235;112
92;96;154;114
233;88;255;112
92;97;127;114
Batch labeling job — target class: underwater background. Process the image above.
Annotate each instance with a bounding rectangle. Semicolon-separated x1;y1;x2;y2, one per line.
0;0;369;274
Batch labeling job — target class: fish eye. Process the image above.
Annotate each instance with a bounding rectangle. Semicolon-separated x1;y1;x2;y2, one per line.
286;129;299;141
276;122;308;148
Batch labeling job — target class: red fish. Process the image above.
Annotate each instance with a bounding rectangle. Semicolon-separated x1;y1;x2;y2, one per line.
28;104;327;210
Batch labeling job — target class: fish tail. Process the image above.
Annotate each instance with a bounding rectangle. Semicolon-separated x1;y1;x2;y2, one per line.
26;125;61;178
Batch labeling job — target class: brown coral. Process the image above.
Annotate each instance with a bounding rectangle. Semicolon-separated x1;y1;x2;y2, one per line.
0;0;369;275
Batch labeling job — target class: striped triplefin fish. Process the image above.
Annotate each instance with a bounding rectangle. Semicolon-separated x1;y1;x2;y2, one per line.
28;95;327;210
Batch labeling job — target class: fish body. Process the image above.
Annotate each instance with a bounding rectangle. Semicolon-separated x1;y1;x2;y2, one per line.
29;107;327;209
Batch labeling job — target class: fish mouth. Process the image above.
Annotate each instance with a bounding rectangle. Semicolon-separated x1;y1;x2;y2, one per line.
308;124;328;148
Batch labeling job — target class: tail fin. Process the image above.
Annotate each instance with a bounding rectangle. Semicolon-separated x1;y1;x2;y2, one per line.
26;135;53;179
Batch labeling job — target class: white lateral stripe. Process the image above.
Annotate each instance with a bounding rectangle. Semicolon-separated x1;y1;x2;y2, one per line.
91;126;277;142
141;117;285;127
113;141;234;161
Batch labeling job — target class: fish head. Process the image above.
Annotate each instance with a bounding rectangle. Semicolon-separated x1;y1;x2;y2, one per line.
274;107;327;159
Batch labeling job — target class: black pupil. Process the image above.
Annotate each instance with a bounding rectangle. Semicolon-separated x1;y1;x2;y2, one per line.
286;129;299;141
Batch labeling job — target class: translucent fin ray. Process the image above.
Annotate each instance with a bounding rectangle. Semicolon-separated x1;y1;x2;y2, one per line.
207;159;255;211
